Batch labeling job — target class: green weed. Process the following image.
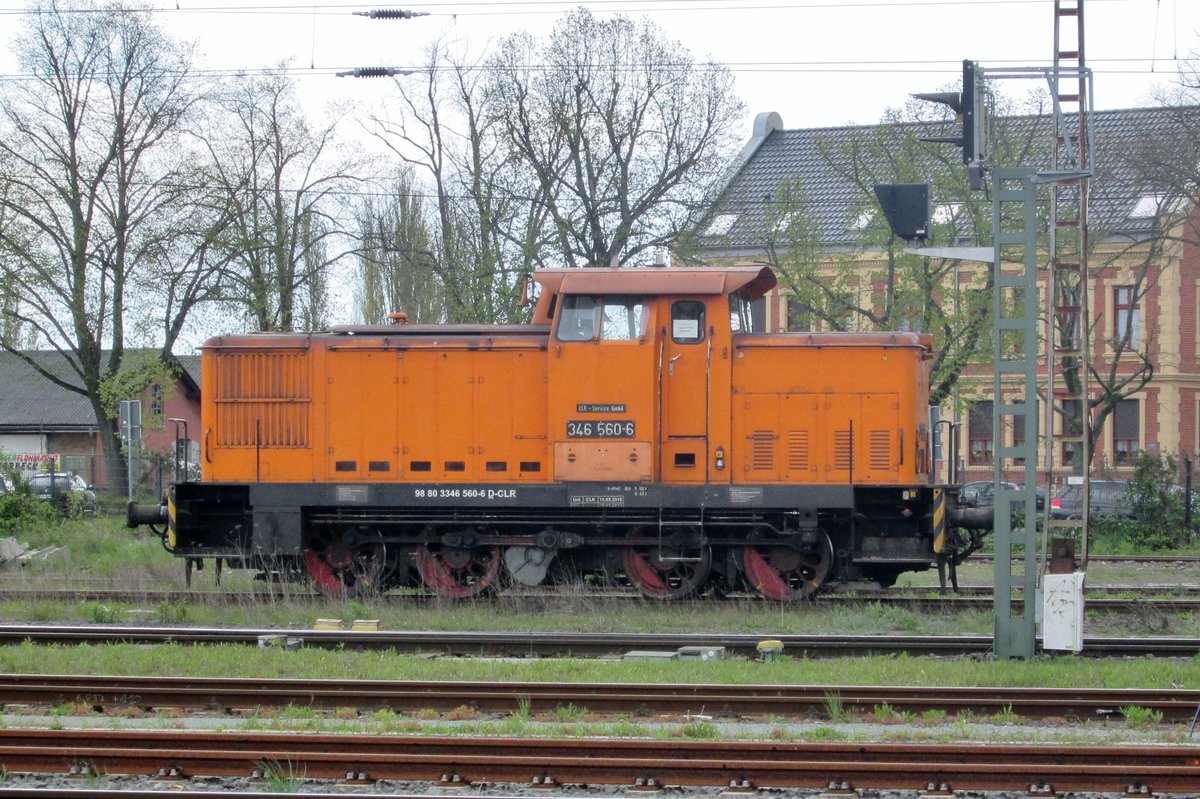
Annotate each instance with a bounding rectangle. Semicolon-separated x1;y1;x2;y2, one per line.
823;691;845;722
988;704;1020;725
369;708;398;726
679;720;719;739
278;704;318;720
1121;705;1164;729
83;603;117;624
156;603;188;625
256;759;303;792
553;703;586;722
872;702;900;721
801;725;846;741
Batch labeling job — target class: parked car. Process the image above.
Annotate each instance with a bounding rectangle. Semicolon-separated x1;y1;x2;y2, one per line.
958;481;1045;513
1015;483;1047;513
1049;479;1133;520
958;480;1016;507
27;473;97;515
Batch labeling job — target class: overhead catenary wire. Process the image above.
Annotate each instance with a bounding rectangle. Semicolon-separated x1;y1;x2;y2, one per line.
0;58;1176;83
0;0;1134;16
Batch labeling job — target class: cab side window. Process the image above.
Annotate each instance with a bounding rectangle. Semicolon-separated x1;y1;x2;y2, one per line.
672;300;705;344
557;296;598;341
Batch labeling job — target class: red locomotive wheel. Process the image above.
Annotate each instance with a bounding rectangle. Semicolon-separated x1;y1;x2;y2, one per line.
742;530;833;602
621;529;712;600
414;544;501;599
302;537;386;597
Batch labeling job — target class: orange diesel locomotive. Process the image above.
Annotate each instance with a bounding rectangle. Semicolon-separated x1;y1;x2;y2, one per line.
130;265;985;600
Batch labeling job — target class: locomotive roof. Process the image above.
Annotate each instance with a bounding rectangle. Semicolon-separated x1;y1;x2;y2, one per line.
533;265;776;300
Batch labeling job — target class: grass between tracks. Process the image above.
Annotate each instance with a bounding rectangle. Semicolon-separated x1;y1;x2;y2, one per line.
0;640;1197;690
2;516;1200;638
1;643;1198;744
2;518;1199;742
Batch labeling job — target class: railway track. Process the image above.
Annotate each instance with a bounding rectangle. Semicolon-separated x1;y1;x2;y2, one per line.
0;623;1198;657
0;793;569;799
0;728;1196;794
968;553;1200;564
0;585;1197;610
5;673;1200;722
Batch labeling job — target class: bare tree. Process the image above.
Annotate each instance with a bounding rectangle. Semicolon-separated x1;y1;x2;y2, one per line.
487;8;744;268
201;65;357;332
0;0;198;495
367;40;543;323
1077;58;1200;466
753;93;1051;405
355;168;444;324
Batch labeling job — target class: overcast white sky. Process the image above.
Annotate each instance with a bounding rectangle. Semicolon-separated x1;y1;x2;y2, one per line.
1;0;1196;343
0;0;1191;137
1;0;1187;137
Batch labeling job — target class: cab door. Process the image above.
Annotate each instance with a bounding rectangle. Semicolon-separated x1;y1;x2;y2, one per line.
659;299;709;483
548;295;656;482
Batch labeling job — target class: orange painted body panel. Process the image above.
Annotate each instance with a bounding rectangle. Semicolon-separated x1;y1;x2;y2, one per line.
199;269;930;490
730;336;929;485
202;335;550;484
324;348;399;481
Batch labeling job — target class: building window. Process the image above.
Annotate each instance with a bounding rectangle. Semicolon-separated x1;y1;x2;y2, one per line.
150;383;164;416
787;298;812;332
1114;286;1140;349
1061;400;1084;466
968;401;993;465
1113;398;1139;465
1012;403;1026;465
750;296;767;332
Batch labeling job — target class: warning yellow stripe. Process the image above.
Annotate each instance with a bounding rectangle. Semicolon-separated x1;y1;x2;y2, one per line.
167;490;177;549
932;488;946;553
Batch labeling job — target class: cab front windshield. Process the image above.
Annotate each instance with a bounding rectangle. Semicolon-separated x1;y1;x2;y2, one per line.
557;296;648;341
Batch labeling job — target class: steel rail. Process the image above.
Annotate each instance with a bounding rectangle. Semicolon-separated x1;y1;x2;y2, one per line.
0;624;1197;657
3;673;1200;722
0;729;1197;793
0;792;567;799
969;553;1200;564
1;587;1199;611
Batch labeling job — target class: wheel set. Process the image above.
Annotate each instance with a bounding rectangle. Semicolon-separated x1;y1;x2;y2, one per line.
299;526;836;602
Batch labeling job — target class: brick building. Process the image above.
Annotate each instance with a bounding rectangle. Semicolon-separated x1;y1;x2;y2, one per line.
0;351;201;494
692;106;1200;488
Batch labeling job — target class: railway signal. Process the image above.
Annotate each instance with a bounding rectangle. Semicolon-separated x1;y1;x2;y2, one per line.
873;183;930;244
912;59;988;190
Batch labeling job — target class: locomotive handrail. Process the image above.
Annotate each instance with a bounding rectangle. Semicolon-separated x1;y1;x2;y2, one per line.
328;323;551;336
732;332;932;348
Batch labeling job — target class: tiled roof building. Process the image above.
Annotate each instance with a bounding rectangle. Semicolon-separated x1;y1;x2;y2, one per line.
0;351;201;491
692;106;1200;485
